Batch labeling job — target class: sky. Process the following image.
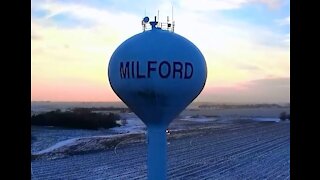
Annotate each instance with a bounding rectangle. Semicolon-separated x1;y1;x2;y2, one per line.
31;0;290;103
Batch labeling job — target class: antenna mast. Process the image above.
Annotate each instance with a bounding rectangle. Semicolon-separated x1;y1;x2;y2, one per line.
172;5;173;21
141;9;175;32
172;6;175;32
158;10;160;28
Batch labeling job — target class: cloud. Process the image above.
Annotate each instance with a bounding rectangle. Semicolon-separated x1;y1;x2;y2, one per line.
177;0;284;12
198;77;290;103
170;8;290;87
282;33;290;47
257;0;284;9
237;64;261;71
41;2;139;25
246;77;290;86
178;0;249;11
274;16;290;47
31;31;42;40
276;16;290;25
31;21;42;40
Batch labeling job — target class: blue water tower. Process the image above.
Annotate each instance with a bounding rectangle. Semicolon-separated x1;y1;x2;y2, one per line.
108;16;207;180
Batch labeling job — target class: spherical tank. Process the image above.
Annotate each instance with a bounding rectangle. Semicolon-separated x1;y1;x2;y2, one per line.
108;26;207;128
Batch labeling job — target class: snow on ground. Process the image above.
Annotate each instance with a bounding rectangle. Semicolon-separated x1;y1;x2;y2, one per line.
31;113;143;153
252;117;281;122
31;126;117;153
32;133;143;157
31;115;224;154
112;113;146;134
32;121;290;179
32;114;287;155
179;115;218;122
33;138;80;155
181;107;290;117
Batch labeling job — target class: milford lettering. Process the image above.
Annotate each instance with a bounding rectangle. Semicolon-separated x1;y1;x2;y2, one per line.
119;61;194;79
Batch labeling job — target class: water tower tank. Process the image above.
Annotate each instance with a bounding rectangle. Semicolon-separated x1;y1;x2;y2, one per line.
108;17;207;128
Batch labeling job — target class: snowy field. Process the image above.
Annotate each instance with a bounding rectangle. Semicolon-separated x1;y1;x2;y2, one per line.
32;121;289;179
31;115;284;154
31;102;290;179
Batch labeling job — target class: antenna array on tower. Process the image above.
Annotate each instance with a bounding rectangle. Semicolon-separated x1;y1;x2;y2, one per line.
141;10;175;32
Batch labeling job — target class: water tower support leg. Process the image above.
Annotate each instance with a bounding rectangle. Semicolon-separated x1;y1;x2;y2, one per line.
147;126;167;180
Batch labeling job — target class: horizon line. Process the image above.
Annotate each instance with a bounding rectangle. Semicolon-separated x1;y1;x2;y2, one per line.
31;100;290;104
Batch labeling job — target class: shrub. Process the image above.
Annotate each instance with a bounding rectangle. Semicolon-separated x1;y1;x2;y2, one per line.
279;112;287;121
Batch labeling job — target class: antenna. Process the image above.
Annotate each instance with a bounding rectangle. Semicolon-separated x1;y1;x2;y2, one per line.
172;6;175;32
172;5;173;22
158;10;160;27
140;10;175;32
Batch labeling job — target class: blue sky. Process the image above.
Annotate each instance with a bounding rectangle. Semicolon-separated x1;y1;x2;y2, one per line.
31;0;290;103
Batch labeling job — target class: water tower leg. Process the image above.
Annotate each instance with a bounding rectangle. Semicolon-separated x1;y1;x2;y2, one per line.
147;126;167;180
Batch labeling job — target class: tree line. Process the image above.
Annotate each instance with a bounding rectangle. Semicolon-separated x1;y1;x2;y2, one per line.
31;109;121;130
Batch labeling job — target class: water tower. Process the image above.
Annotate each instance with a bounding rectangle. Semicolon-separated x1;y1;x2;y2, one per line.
108;15;207;179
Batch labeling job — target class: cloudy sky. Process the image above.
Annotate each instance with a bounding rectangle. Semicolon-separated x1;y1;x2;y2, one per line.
31;0;290;103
